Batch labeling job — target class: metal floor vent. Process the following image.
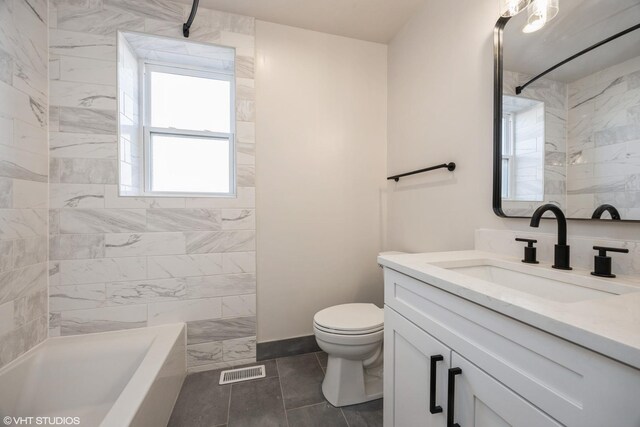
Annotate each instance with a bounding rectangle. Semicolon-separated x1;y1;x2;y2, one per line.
219;365;266;385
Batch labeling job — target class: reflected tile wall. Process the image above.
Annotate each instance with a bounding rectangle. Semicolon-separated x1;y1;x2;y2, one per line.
567;55;640;219
0;0;49;369
49;0;256;372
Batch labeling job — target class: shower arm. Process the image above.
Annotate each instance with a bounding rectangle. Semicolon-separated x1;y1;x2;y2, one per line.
183;0;199;38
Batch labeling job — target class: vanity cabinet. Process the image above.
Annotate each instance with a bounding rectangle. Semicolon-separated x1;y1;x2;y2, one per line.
383;267;640;427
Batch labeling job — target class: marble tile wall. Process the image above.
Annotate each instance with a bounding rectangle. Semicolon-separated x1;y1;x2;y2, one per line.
476;228;640;278
0;0;49;369
566;55;640;219
503;70;568;216
49;0;256;372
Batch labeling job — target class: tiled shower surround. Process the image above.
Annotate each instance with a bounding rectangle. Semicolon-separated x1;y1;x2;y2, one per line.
0;0;49;368
567;55;640;219
48;0;257;371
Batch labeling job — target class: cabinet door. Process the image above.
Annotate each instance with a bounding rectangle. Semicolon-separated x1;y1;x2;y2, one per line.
384;307;451;427
449;352;562;427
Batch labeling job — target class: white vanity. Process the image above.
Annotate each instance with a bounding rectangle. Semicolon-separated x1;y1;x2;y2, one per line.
379;251;640;427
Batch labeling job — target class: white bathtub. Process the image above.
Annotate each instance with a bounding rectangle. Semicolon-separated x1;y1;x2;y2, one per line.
0;323;186;427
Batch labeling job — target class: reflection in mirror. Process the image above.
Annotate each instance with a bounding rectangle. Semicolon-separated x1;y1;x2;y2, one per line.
501;96;545;203
495;0;640;221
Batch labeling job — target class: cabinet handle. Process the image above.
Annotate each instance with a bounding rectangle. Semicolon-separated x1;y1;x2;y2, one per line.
447;367;462;427
429;355;444;414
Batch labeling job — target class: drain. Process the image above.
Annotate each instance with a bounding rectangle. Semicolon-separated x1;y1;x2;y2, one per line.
219;365;266;385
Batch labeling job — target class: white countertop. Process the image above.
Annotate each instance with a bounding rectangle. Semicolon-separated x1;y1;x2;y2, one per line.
378;250;640;370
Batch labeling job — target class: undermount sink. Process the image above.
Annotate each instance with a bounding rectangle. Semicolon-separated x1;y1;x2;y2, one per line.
430;259;640;303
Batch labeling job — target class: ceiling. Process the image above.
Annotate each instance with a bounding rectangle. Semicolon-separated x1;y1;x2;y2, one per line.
176;0;426;43
503;0;640;82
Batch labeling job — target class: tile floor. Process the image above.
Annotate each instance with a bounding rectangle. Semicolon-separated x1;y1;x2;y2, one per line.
169;351;383;427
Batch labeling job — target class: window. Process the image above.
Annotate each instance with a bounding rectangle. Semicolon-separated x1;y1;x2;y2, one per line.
501;112;514;199
143;64;235;196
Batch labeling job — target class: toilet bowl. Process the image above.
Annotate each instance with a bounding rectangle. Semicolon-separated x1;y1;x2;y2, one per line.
313;303;384;407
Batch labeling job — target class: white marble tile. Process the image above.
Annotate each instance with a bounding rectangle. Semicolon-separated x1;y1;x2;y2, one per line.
185;187;255;209
49;234;105;260
59;106;117;134
147;209;221;232
50;132;117;159
0;143;48;182
58;55;116;86
60;158;117;184
186;273;256;299
0;300;14;336
0;179;11;209
58;257;146;285
105;232;186;257
50;29;116;60
186;316;256;344
0;209;48;239
222;252;255;274
222;336;256;362
49;283;106;312
0;241;13;272
187;341;223;367
185;230;256;254
11;291;45;329
12;237;47;268
57;6;144;36
13;119;48;155
221;209;255;230
222;294;256;318
50;80;116;110
60;304;146;335
50;183;105;208
147;253;223;279
104;0;184;21
106;278;186;305
0;263;47;306
59;209;146;233
148;297;222;326
12;180;47;209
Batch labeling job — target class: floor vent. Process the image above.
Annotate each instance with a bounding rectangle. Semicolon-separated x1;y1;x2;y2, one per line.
219;365;266;385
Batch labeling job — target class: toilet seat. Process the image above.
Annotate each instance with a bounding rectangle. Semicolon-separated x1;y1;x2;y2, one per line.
313;303;383;335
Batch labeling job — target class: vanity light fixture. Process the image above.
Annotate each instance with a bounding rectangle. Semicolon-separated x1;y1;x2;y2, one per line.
500;0;532;17
522;0;559;33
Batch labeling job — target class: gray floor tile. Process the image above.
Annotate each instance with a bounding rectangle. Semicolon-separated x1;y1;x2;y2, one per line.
277;353;326;410
228;377;287;427
315;352;328;368
287;402;348;427
341;399;384;427
168;371;231;427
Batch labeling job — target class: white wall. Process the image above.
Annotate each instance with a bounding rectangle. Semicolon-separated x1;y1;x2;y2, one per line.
255;21;388;342
386;0;640;254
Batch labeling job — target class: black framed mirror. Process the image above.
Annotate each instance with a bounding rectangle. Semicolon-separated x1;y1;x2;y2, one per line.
493;0;640;222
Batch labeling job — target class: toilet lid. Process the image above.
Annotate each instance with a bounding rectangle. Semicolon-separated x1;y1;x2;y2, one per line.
314;303;383;334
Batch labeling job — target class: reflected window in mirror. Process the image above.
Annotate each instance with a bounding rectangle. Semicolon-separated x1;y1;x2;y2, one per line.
502;96;545;203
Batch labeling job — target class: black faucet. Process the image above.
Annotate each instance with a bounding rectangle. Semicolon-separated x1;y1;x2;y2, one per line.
530;204;571;270
591;204;621;220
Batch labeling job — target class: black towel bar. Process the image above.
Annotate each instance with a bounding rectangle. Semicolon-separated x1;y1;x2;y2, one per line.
387;162;456;182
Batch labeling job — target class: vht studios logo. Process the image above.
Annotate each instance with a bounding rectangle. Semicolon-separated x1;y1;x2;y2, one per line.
3;417;80;426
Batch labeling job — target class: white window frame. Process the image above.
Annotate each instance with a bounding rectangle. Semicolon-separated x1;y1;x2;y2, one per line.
501;111;516;200
141;61;236;197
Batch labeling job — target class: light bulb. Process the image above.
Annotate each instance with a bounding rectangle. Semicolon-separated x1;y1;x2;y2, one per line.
500;0;532;17
522;0;559;33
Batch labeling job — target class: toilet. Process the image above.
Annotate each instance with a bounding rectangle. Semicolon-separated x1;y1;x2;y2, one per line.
313;303;384;407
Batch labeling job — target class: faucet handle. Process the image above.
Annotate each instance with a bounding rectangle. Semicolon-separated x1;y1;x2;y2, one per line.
515;238;539;264
591;246;629;278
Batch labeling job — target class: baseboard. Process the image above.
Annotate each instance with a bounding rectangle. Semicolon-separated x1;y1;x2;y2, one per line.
257;335;321;360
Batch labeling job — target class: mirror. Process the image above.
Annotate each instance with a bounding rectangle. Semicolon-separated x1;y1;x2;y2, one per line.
494;0;640;222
